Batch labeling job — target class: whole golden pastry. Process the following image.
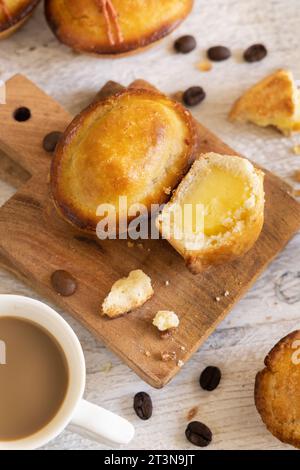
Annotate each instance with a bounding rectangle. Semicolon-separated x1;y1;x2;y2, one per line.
255;331;300;449
0;0;40;39
51;87;200;233
45;0;194;55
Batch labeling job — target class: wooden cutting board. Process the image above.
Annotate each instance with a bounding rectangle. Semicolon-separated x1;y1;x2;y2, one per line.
0;74;300;388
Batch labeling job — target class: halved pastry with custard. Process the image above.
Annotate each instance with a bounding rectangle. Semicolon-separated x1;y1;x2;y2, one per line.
229;70;300;136
0;0;40;39
156;152;265;274
51;88;200;234
45;0;194;56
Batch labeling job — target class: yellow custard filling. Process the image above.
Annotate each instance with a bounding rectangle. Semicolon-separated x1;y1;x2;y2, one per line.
180;166;251;236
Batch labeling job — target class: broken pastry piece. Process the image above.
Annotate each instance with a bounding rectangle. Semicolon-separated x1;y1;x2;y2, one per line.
102;269;153;318
229;69;300;136
153;310;180;331
0;0;40;39
156;152;265;274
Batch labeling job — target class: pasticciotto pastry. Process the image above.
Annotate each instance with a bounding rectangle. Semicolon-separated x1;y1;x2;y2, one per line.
156;152;265;274
0;0;40;39
51;87;200;234
102;269;153;318
229;69;300;136
255;330;300;449
45;0;194;56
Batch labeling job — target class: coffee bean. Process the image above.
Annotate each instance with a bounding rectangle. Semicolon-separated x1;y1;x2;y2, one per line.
43;131;63;153
174;35;196;53
200;366;221;391
51;270;77;297
185;421;212;447
244;44;267;63
133;392;152;420
207;46;231;61
183;87;206;107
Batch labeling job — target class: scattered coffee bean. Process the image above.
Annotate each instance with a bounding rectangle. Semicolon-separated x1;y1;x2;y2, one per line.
185;421;212;447
133;392;152;420
174;35;197;53
244;44;267;63
51;270;77;297
207;46;231;61
43;131;63;153
183;86;206;107
200;366;221;391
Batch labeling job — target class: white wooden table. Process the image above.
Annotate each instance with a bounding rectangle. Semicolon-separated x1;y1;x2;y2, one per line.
0;0;300;450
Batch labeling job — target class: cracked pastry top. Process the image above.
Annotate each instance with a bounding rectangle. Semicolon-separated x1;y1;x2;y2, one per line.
50;88;200;234
45;0;194;55
0;0;40;38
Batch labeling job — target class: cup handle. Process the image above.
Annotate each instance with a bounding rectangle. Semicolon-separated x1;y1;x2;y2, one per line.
69;399;135;446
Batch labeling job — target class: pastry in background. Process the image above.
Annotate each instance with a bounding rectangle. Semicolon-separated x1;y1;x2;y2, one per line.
229;69;300;136
45;0;194;56
255;330;300;449
156;152;265;274
102;269;153;318
51;87;200;234
0;0;40;39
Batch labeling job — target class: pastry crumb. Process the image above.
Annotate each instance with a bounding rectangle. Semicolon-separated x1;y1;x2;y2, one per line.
187;406;198;421
224;290;230;297
293;188;300;197
144;350;151;357
153;310;180;331
180;345;186;351
137;243;144;250
177;360;184;367
127;241;134;248
292;145;300;155
161;350;176;362
215;296;221;302
101;362;112;373
160;329;174;340
197;60;212;72
292;170;300;183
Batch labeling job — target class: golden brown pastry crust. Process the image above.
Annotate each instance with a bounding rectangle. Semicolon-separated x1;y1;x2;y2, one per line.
45;0;194;56
229;69;300;136
51;87;200;234
255;330;300;449
0;0;40;38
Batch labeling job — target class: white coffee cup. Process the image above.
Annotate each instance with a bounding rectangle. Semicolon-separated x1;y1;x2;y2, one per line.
0;295;135;450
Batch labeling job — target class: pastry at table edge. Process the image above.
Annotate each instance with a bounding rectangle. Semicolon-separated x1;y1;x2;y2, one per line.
255;330;300;449
229;69;300;136
0;0;40;39
156;152;265;274
44;0;194;56
50;87;200;234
